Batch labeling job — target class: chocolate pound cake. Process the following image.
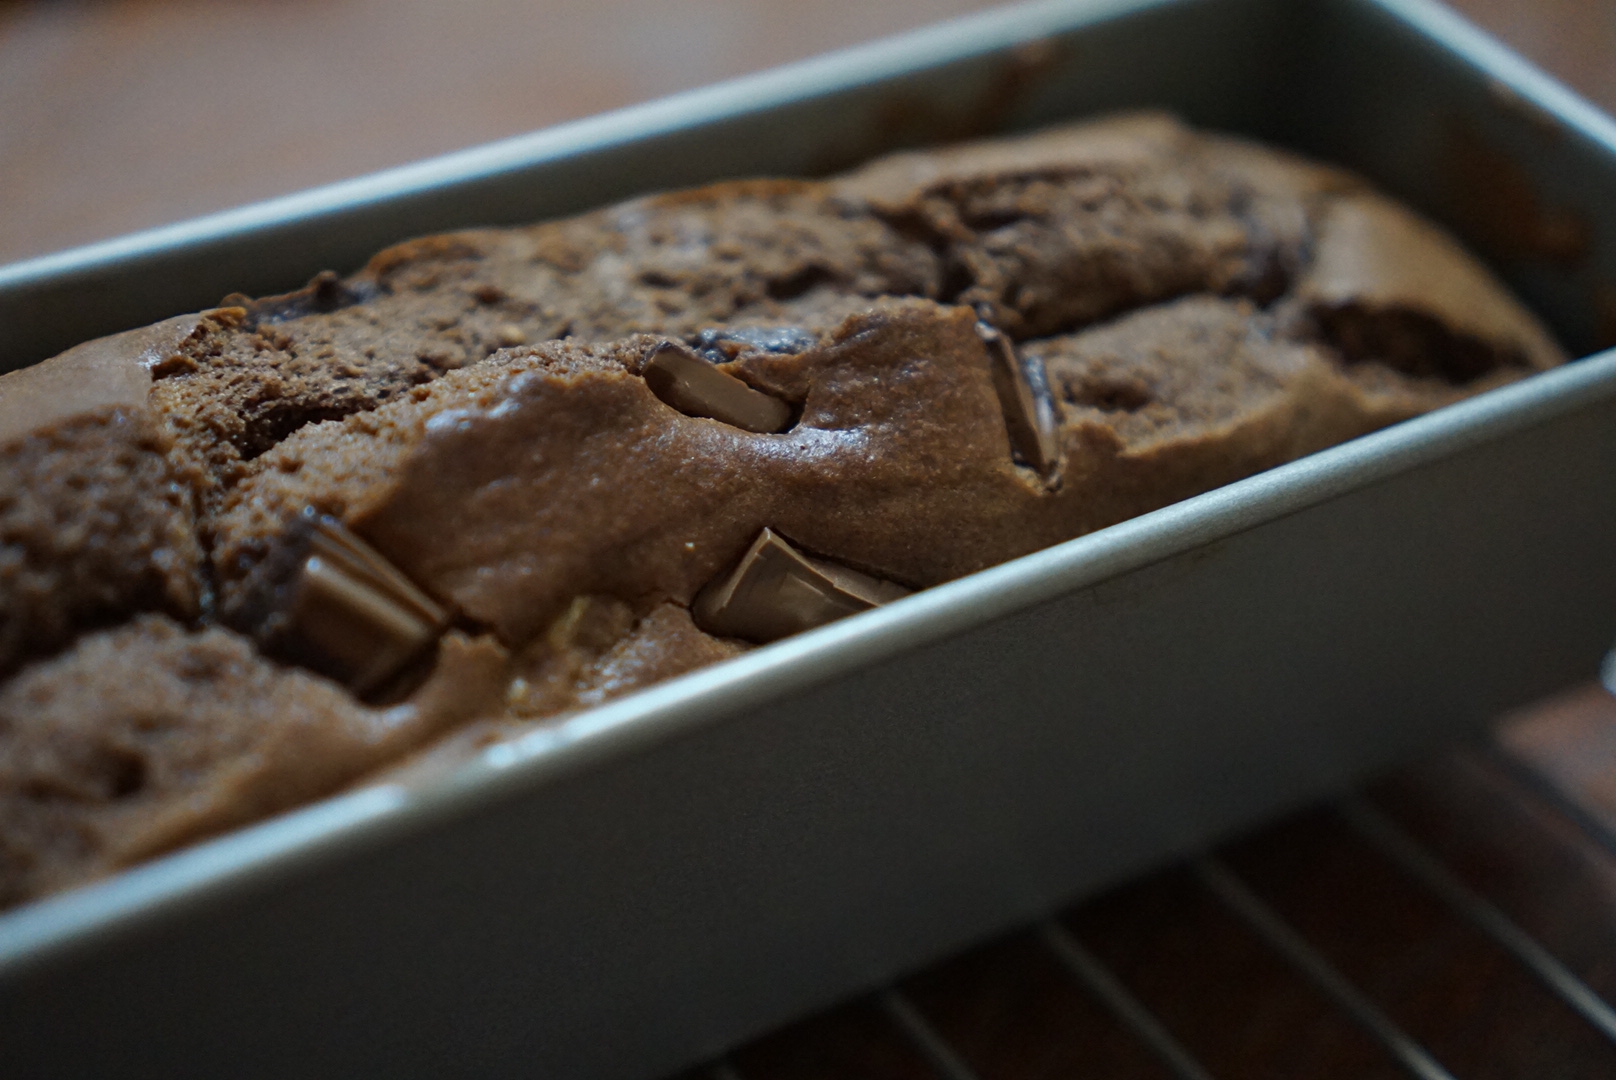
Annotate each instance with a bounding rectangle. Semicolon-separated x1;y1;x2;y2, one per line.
0;112;1566;908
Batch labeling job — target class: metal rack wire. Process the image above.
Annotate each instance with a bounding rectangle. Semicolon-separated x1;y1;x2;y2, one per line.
697;728;1616;1080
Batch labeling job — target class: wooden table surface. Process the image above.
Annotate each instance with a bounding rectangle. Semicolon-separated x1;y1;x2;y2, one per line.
5;1;1616;1077
0;0;1612;266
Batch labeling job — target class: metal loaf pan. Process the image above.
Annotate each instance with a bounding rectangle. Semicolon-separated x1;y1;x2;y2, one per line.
4;0;1616;1076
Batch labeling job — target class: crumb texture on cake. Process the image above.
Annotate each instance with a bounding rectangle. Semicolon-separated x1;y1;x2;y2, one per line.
0;409;203;680
0;616;505;906
0;111;1570;909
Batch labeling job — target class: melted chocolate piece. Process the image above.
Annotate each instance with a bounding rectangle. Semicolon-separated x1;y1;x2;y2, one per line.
220;270;377;331
291;518;449;695
976;320;1063;483
232;512;449;696
642;341;794;433
693;528;909;644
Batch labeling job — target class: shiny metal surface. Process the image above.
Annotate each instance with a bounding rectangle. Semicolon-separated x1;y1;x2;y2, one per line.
2;0;1616;1077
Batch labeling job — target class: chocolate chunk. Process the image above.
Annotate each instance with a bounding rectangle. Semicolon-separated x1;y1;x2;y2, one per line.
642;342;794;433
976;320;1062;482
282;518;449;695
692;528;909;644
242;270;376;327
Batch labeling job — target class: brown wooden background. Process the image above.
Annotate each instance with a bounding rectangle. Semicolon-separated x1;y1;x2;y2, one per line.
0;0;1611;267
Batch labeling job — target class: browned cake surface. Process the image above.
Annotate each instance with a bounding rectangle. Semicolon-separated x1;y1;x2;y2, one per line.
0;112;1570;907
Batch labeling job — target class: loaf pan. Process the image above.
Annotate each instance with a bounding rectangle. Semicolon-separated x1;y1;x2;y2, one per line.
4;0;1616;1077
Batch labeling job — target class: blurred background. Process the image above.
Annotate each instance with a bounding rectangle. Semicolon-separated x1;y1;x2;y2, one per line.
0;0;1612;266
